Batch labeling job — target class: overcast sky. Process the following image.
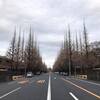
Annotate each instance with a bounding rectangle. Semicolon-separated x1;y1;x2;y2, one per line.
0;0;100;68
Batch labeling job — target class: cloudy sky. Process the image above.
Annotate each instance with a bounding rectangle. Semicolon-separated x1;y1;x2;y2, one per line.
0;0;100;68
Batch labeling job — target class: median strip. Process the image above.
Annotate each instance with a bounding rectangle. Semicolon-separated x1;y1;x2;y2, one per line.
62;78;100;99
69;92;79;100
0;87;21;99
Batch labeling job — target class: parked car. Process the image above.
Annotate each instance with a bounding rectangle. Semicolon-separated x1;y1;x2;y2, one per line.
62;72;68;76
26;72;33;78
36;72;41;75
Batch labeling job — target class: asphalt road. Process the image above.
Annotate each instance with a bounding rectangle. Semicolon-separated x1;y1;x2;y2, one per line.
0;73;100;100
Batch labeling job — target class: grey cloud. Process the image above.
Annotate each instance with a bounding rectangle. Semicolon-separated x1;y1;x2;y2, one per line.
39;41;61;48
0;0;100;67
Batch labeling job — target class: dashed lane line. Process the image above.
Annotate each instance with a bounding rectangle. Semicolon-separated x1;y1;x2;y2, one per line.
0;87;21;99
69;92;79;100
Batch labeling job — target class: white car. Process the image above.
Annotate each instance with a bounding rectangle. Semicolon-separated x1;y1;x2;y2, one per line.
62;72;68;76
26;72;33;78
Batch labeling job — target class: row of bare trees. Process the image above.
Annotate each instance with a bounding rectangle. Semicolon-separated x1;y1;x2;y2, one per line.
6;28;47;75
53;23;100;75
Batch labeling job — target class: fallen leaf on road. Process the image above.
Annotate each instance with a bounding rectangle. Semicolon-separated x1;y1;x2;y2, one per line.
37;80;45;84
18;80;29;84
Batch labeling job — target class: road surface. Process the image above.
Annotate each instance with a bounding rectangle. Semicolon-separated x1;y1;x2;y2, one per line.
0;73;100;100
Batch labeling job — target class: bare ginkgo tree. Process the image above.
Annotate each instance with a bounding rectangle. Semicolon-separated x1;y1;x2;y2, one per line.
6;27;47;75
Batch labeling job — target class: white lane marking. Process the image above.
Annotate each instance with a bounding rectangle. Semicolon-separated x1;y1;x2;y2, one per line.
76;79;100;86
47;75;51;100
8;81;16;85
0;87;21;99
69;92;79;100
66;77;100;86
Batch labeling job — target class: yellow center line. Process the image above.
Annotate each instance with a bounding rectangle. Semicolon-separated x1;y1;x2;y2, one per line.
61;78;100;99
